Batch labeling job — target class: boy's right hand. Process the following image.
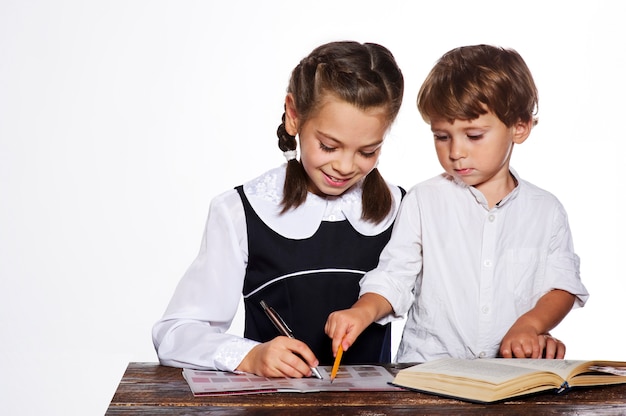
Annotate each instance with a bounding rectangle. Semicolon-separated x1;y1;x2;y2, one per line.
325;307;371;356
325;293;392;357
236;336;319;378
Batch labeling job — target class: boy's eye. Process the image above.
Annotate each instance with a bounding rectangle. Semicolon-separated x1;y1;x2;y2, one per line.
467;134;484;140
433;134;449;141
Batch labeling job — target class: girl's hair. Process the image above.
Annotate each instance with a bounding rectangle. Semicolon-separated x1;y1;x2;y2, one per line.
276;41;404;223
417;44;538;128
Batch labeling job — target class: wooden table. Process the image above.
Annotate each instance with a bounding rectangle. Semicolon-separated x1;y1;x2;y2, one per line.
106;362;626;415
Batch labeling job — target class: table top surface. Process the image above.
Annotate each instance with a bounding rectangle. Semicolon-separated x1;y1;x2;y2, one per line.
106;362;626;415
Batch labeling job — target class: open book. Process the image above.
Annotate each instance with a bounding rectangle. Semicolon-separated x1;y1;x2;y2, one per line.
391;358;626;403
183;364;403;396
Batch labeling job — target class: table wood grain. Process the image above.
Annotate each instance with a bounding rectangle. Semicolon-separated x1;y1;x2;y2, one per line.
106;362;626;415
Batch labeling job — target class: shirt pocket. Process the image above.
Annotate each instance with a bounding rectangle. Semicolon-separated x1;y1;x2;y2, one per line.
503;248;546;314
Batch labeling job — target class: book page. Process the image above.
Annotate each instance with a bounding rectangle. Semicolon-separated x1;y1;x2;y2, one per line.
479;359;586;380
402;359;551;384
183;365;402;396
589;365;626;376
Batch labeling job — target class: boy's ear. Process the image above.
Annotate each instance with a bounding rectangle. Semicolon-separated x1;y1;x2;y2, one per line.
284;94;299;136
512;119;533;144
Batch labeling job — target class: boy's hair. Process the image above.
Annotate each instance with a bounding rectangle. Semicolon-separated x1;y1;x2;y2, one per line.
417;44;538;128
277;41;404;224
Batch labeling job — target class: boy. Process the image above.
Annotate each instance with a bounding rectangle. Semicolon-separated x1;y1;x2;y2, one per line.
325;44;589;362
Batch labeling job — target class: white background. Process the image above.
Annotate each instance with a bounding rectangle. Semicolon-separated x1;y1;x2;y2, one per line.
1;1;624;414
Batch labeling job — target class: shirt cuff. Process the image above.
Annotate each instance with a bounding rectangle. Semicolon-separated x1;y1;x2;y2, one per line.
214;337;260;372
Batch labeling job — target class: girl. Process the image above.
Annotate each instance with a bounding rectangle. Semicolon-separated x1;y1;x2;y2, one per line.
152;41;404;378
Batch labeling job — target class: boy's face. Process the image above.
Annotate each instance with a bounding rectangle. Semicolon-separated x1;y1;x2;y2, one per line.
430;111;531;201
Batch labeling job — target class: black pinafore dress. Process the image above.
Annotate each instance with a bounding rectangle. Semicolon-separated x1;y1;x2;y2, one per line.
237;186;393;365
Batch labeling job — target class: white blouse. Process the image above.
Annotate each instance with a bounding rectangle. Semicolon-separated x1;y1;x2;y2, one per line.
152;165;402;371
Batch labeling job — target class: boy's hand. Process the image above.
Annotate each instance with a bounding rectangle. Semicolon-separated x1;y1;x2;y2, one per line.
540;334;566;358
500;289;574;359
499;324;566;358
325;307;372;356
236;336;319;378
324;293;393;356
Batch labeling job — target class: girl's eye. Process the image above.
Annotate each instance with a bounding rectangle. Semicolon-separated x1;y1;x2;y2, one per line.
467;134;484;140
434;134;449;141
319;142;335;153
360;150;378;159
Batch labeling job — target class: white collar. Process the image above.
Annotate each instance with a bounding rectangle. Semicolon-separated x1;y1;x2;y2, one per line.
449;168;522;210
243;165;401;239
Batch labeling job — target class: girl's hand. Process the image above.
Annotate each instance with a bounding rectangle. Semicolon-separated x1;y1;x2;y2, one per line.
236;336;319;378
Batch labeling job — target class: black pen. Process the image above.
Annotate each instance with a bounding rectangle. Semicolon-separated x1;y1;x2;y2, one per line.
260;300;323;380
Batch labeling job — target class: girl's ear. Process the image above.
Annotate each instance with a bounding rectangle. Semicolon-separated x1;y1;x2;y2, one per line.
284;94;299;136
512;119;533;144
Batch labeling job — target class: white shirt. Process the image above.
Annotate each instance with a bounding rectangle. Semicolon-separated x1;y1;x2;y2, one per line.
360;170;589;362
152;165;402;371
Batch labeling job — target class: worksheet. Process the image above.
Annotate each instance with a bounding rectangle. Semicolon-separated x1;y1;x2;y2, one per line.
183;365;402;396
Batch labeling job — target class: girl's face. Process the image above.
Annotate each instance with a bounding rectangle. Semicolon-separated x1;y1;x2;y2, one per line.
286;94;389;197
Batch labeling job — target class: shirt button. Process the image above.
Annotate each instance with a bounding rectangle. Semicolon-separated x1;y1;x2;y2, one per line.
479;351;487;358
488;214;496;222
481;305;490;314
484;260;492;267
328;215;336;221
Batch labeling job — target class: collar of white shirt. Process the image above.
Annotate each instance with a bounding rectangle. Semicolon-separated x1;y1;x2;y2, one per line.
242;165;401;239
461;168;522;210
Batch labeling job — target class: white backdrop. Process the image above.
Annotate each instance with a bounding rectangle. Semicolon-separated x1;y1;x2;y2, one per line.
1;1;624;414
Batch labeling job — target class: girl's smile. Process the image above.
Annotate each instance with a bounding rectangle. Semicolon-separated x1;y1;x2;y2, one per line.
322;172;351;186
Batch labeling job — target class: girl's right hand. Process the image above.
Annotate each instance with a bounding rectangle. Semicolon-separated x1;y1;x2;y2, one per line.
236;336;319;378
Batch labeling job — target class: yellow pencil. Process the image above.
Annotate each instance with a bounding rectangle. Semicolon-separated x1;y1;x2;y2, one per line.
329;343;344;383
